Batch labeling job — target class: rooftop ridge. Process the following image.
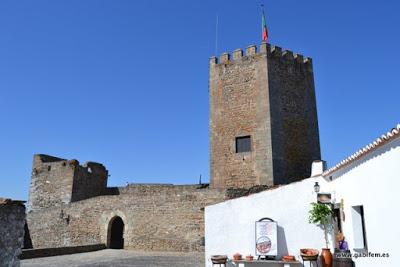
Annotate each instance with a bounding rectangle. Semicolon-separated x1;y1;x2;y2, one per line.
323;123;400;176
209;43;312;65
0;198;26;206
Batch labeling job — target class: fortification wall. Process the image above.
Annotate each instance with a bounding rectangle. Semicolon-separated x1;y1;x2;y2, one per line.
26;184;226;252
71;161;108;202
28;155;108;212
0;199;26;267
28;155;75;211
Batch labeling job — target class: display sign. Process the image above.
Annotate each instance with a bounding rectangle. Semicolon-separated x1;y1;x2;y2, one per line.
255;218;277;257
317;193;332;204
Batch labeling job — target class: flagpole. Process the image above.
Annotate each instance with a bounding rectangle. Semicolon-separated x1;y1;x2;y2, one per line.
261;4;265;41
215;13;219;56
260;4;263;42
261;3;266;18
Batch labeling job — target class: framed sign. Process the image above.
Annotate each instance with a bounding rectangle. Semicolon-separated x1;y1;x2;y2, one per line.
255;218;277;257
317;193;332;204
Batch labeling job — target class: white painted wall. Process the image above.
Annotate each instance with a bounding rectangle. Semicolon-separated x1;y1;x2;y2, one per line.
325;136;400;267
205;136;400;267
205;177;329;267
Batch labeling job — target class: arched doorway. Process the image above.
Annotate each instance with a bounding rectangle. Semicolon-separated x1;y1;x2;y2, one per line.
107;216;124;249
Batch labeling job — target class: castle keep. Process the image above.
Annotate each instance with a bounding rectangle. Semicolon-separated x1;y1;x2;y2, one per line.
210;43;320;188
25;42;321;253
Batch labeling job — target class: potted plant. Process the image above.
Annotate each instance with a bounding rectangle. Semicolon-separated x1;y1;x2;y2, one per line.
308;202;333;267
233;253;242;261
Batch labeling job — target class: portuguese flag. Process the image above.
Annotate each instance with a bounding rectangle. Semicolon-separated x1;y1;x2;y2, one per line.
262;8;268;42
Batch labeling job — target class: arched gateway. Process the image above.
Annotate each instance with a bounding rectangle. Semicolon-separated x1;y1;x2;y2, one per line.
107;216;124;249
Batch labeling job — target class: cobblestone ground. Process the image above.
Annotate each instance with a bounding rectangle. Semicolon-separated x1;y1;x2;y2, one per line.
21;249;205;267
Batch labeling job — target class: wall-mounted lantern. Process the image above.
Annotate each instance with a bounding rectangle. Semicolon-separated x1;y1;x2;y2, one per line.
314;182;320;193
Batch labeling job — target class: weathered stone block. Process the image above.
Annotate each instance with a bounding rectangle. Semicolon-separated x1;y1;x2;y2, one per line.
209;43;321;188
0;199;26;267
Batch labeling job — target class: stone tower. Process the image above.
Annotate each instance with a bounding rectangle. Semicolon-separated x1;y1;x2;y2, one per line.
28;154;108;211
209;43;320;188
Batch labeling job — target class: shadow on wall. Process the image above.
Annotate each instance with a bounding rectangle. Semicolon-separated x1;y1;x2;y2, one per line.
278;226;320;267
24;223;33;249
277;226;288;258
103;187;120;196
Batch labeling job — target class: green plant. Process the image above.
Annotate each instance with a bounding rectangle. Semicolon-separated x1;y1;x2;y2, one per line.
308;202;333;248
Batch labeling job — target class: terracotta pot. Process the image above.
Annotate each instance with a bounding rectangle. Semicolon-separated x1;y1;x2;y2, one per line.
233;253;242;261
300;248;319;261
321;248;333;267
245;255;253;261
282;255;295;262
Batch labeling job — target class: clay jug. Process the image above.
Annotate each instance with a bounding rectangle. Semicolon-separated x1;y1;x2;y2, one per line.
321;248;333;267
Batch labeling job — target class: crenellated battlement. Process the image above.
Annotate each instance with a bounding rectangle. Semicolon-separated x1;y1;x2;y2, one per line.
209;43;312;66
210;42;320;189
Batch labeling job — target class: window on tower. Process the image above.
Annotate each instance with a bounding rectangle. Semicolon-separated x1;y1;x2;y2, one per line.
235;136;251;153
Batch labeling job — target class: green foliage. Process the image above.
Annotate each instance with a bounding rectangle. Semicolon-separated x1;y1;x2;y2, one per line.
308;202;333;248
308;202;332;226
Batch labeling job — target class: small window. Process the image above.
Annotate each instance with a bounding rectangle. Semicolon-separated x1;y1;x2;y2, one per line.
352;205;368;251
236;136;251;153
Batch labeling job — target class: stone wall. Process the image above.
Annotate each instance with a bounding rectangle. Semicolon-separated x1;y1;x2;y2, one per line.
20;244;106;259
267;46;321;184
71;161;108;202
26;184;226;252
0;198;26;267
209;45;273;189
28;155;75;211
209;43;320;188
28;154;108;212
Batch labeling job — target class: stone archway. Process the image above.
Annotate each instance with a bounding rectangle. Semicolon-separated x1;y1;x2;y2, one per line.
107;216;125;249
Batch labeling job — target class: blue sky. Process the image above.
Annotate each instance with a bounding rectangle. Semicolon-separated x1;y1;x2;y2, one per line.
0;0;399;200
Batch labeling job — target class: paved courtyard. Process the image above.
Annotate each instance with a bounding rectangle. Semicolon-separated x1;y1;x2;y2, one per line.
21;249;205;267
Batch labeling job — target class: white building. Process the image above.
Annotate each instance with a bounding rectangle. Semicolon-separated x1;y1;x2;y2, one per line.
205;124;400;267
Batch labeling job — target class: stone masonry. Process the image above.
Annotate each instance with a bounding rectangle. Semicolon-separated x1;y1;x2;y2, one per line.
27;155;226;252
28;155;107;211
25;42;322;254
0;198;26;267
209;43;321;188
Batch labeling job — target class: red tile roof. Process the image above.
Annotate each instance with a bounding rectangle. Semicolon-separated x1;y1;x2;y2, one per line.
323;123;400;176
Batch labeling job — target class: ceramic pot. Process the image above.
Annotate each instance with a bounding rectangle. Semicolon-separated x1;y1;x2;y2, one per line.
321;248;333;267
233;253;242;261
245;255;253;261
282;255;295;262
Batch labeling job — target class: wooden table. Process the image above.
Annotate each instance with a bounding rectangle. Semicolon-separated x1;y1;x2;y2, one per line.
231;259;301;267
